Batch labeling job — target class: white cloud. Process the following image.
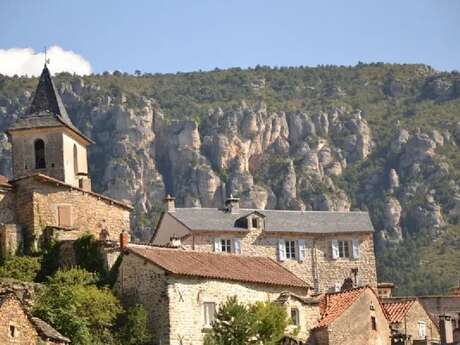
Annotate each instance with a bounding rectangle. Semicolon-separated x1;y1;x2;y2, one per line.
0;46;92;77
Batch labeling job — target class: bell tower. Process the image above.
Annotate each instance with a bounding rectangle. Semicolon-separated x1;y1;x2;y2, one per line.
6;65;93;190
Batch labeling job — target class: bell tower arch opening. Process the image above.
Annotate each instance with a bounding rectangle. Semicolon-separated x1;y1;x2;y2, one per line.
34;139;46;169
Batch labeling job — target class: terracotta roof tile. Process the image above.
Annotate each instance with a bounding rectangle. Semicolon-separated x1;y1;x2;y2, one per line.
383;299;416;323
127;245;309;289
315;287;367;328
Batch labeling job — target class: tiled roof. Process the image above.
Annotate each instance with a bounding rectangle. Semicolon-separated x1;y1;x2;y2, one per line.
168;208;374;234
127;245;309;289
0;175;11;188
315;286;367;328
11;173;133;210
7;66;93;144
382;299;416;323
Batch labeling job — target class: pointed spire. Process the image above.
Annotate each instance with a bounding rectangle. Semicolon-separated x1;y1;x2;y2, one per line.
28;65;71;124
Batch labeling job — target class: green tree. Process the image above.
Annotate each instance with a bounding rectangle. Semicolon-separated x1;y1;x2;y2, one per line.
116;304;152;345
33;268;122;345
251;301;288;345
0;255;41;282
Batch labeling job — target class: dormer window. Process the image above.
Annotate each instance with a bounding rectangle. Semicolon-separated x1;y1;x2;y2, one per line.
34;139;46;169
252;217;258;228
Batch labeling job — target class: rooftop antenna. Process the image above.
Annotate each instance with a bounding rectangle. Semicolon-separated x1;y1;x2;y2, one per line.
44;46;50;66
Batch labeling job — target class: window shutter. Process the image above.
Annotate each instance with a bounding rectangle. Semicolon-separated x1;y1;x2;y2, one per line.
352;239;360;259
334;283;342;292
298;240;306;262
233;238;241;254
58;205;72;227
278;239;286;261
213;238;222;252
331;240;339;259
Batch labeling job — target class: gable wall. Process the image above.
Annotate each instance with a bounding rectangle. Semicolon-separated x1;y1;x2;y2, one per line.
326;289;390;345
153;213;191;245
183;229;377;293
0;297;39;345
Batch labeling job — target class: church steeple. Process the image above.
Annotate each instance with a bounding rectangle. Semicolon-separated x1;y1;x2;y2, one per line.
6;65;93;189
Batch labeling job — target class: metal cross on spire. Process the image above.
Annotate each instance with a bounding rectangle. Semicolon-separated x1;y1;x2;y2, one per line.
44;46;50;66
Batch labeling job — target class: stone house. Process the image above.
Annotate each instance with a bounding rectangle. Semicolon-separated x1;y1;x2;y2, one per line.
383;298;440;344
115;244;315;345
152;196;377;293
311;286;391;345
0;65;131;255
0;292;69;345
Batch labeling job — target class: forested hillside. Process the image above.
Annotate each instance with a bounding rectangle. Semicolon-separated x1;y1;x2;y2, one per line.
0;63;459;295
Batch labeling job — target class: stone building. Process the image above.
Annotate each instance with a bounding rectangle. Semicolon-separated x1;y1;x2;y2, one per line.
0;65;131;255
383;298;440;344
152;196;377;293
0;292;69;345
311;286;391;345
115;244;314;345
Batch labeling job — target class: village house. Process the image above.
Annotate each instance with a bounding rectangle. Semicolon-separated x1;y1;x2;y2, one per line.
0;292;70;345
115;243;316;345
0;65;132;256
152;195;377;293
382;298;440;344
311;286;391;345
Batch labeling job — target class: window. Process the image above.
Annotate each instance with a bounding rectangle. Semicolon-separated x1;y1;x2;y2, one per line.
371;316;377;331
9;324;17;338
34;139;46;169
57;205;72;227
291;308;300;326
338;240;350;258
285;240;296;259
203;302;216;327
418;321;426;338
221;239;232;253
252;217;258;228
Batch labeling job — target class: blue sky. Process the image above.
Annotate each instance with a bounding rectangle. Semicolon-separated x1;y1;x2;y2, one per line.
1;0;459;74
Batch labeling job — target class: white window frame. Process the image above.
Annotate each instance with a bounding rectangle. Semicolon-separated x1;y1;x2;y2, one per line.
418;321;426;338
338;240;350;258
214;238;241;254
203;302;216;327
290;307;300;326
221;239;232;253
285;240;297;259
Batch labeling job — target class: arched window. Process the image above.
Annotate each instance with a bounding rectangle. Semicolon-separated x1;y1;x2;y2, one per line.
73;144;79;175
34;139;46;169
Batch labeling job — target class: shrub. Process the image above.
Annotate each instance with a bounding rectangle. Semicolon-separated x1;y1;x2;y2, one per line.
0;255;41;282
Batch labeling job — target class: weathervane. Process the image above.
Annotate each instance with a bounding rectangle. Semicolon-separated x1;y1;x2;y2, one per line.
44;46;50;66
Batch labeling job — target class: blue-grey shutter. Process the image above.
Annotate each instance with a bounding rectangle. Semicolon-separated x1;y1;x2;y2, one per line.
278;239;286;261
214;238;222;252
233;238;241;254
331;240;339;259
352;239;360;259
298;240;306;262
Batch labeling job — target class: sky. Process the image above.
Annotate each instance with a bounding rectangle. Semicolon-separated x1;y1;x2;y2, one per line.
0;0;459;76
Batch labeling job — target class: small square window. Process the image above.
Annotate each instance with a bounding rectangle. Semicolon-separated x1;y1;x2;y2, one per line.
221;239;232;253
203;302;216;327
291;308;300;326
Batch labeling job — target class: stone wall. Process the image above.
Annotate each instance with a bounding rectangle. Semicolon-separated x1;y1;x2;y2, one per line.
115;250;170;343
168;275;309;345
0;190;16;224
0;295;39;345
182;228;377;293
280;295;321;340
14;178;130;247
0;224;23;258
317;289;390;345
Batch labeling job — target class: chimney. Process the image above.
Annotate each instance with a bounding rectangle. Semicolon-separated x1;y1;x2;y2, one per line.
168;235;182;248
225;194;240;214
439;315;454;345
164;194;176;212
377;282;395;298
119;230;129;250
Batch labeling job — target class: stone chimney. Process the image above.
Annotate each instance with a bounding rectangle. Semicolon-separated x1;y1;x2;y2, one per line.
225;194;240;214
164;194;176;212
439;315;454;345
377;282;395;298
119;230;129;250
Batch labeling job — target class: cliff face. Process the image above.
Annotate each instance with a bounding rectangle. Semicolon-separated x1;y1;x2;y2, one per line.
0;64;459;293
